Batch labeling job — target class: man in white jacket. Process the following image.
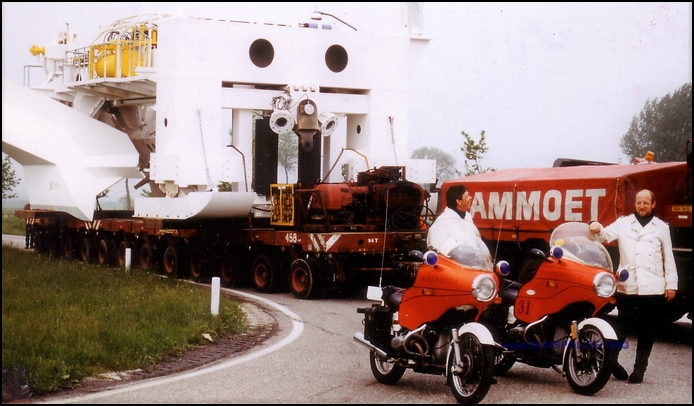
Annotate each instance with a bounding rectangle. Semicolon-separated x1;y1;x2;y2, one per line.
589;189;678;384
427;185;480;255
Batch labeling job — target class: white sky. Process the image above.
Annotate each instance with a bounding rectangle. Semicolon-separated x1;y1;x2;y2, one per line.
2;2;692;198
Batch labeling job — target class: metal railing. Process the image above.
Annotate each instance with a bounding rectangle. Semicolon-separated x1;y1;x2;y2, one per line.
64;22;158;83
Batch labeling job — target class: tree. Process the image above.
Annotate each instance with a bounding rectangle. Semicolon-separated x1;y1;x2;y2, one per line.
620;82;692;163
411;147;460;188
217;181;233;192
118;194;134;210
277;132;298;183
461;130;495;176
124;178;132;210
2;154;20;200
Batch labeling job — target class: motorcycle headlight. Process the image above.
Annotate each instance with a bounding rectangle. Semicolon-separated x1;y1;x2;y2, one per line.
594;272;616;298
472;275;497;302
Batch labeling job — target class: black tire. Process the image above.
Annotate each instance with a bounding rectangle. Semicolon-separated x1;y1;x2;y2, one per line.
189;248;206;282
662;302;689;324
563;324;618;396
163;245;186;278
448;332;495;404
63;236;75;260
252;254;281;293
139;243;160;271
289;258;324;299
48;235;61;258
98;239;117;266
35;232;49;254
369;351;406;385
664;310;688;324
219;258;237;287
493;351;516;375
117;241;137;268
80;238;97;263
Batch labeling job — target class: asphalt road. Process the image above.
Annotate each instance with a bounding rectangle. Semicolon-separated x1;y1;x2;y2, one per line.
3;235;692;404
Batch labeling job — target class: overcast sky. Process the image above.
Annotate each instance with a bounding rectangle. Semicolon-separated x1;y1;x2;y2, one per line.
2;2;692;193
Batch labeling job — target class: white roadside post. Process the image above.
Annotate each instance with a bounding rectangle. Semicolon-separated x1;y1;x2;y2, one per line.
211;277;220;316
125;247;131;272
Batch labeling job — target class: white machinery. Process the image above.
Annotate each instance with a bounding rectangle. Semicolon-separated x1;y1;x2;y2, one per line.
2;5;433;221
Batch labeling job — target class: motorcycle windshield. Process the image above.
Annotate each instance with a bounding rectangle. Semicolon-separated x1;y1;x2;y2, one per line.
549;222;613;272
444;238;494;272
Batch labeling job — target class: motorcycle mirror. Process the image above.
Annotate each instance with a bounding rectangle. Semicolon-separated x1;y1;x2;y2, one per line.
423;250;438;266
496;260;510;276
529;248;546;260
618;269;629;282
550;246;564;260
408;250;424;261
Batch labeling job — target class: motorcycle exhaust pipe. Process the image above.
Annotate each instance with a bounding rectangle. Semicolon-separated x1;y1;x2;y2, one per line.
353;332;389;359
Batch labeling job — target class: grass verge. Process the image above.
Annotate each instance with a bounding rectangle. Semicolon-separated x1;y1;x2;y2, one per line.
2;244;247;395
2;211;25;236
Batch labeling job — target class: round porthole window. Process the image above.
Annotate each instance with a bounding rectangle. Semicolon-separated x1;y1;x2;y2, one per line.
325;44;348;73
249;39;274;68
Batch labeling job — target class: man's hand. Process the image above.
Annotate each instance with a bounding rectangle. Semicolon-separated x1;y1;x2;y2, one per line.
589;221;601;234
665;289;676;302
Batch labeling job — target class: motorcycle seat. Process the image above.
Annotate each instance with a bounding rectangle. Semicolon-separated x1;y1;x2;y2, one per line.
518;256;544;285
382;285;405;311
499;278;521;303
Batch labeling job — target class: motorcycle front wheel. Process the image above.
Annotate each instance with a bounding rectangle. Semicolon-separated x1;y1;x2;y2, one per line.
369;351;406;385
448;333;495;404
563;324;618;395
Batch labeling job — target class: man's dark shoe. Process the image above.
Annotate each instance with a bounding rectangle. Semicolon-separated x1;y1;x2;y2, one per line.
612;363;628;380
628;371;644;384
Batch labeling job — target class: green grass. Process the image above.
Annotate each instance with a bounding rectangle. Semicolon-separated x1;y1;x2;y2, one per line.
2;245;247;395
2;212;25;236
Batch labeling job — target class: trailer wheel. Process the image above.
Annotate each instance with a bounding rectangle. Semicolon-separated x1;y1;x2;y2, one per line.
35;231;49;254
189;248;206;282
252;255;281;293
63;236;75;260
162;245;186;278
117;241;137;268
220;258;237;287
139;243;160;271
48;235;62;258
98;239;117;266
80;238;97;263
289;258;324;300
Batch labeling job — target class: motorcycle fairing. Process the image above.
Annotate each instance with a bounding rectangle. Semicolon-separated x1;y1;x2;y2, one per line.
513;259;610;323
399;255;496;330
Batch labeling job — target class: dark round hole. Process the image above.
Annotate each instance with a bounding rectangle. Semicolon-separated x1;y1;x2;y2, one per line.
325;44;348;73
249;39;274;68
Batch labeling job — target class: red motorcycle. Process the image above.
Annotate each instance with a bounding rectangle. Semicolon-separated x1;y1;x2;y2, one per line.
354;237;499;404
482;221;625;395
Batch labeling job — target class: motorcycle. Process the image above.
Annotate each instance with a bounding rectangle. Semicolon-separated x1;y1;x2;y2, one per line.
482;221;626;395
354;236;499;404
